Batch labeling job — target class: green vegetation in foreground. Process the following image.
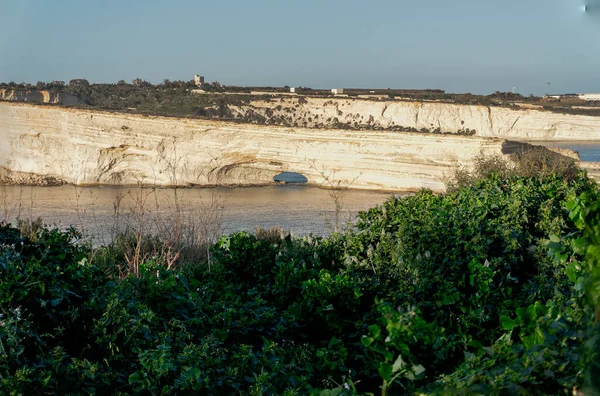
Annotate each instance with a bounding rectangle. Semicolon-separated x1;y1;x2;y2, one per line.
2;166;600;394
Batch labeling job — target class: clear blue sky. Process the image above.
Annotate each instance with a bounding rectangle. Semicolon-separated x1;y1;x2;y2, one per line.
1;0;598;95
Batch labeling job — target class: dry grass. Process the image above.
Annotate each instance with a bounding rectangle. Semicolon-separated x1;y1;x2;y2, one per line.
16;217;44;241
255;226;287;244
447;146;580;191
91;184;227;277
307;159;361;233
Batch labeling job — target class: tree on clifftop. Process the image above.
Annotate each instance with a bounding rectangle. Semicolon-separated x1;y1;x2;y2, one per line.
68;79;89;87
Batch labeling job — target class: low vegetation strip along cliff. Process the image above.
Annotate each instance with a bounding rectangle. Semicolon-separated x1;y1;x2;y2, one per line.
2;87;600;140
0;102;543;192
223;96;600;140
3;84;600;139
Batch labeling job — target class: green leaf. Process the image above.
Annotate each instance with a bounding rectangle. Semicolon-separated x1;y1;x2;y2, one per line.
379;362;393;381
392;354;405;373
442;293;456;305
467;340;483;349
566;262;580;283
565;197;578;211
405;363;426;381
312;388;345;396
572;237;590;255
547;242;565;256
361;336;374;347
522;328;546;349
500;315;518;331
533;301;547;318
368;324;381;339
128;372;144;385
482;359;497;368
412;364;425;377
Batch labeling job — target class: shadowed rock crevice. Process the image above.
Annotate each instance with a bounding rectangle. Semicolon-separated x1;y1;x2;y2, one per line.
500;140;581;161
501;140;534;155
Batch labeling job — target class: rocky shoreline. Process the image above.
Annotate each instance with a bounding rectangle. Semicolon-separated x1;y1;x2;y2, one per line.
0;167;67;186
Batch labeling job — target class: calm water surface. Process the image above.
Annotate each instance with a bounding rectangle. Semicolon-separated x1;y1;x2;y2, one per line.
4;141;595;243
535;141;600;162
0;184;395;241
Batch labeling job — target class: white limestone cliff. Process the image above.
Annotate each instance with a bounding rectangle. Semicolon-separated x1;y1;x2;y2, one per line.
0;102;542;192
226;97;600;141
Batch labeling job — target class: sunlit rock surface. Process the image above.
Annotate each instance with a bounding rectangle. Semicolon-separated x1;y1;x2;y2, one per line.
226;97;600;140
0;102;549;192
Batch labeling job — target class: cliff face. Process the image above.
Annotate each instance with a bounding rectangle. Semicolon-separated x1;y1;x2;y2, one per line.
0;89;82;106
225;97;600;140
2;89;599;141
0;102;536;192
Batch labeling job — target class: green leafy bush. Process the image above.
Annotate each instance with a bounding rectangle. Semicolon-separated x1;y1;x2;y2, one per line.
0;168;598;394
345;170;598;389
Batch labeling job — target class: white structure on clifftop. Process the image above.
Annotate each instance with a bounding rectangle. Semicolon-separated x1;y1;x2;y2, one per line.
578;93;600;101
546;93;600;101
194;75;205;86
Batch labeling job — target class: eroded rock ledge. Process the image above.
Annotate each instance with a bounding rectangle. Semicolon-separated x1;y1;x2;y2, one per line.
0;102;594;192
0;167;67;186
221;97;600;140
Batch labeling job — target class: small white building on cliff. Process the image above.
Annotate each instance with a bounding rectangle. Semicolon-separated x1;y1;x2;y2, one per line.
546;93;600;101
194;75;205;86
578;93;600;101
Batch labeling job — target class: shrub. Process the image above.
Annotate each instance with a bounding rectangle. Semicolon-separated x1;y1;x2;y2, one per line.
346;167;598;389
0;166;598;394
448;147;580;191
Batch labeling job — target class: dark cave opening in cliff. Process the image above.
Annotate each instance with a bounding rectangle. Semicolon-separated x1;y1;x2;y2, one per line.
273;172;308;184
